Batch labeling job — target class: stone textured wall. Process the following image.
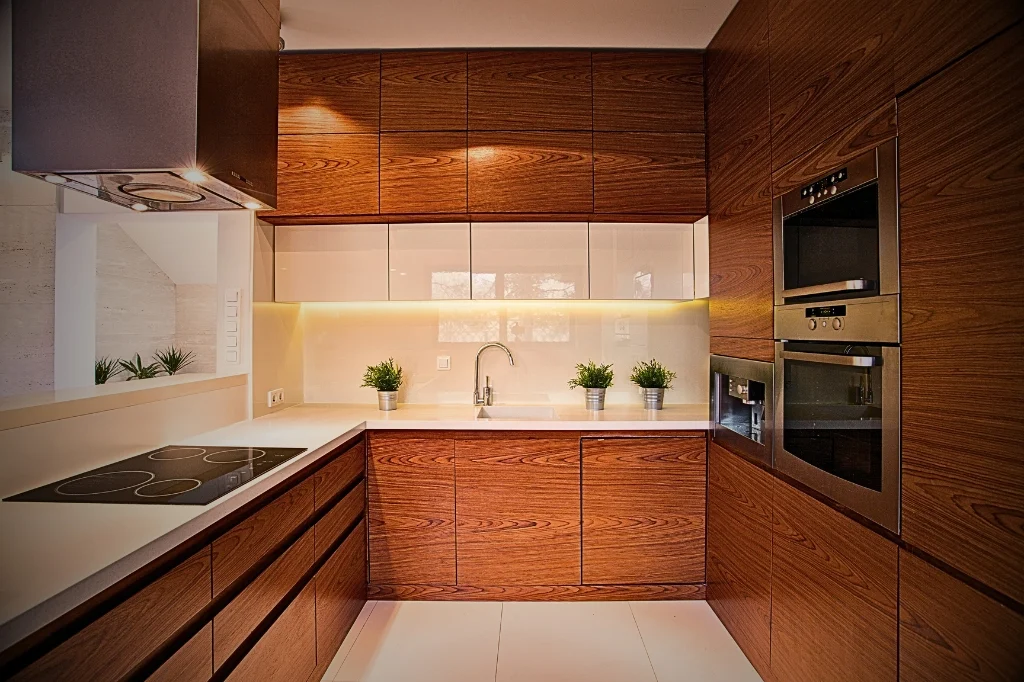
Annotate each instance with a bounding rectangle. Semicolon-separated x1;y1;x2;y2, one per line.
175;284;217;373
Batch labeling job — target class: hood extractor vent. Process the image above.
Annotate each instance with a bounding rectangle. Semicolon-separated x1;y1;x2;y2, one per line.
12;0;280;212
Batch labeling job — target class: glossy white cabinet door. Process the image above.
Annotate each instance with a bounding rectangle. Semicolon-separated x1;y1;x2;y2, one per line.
274;224;388;302
388;223;471;300
693;216;710;299
588;222;694;300
470;222;589;300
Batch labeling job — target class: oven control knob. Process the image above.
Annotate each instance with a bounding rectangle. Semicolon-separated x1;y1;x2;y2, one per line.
809;195;815;204
808;319;817;330
830;186;838;195
832;317;844;330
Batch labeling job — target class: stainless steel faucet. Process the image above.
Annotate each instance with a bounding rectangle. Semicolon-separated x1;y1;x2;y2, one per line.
474;342;515;406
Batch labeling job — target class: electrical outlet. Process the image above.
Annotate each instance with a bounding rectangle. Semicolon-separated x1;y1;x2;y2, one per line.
437;355;451;371
267;388;285;408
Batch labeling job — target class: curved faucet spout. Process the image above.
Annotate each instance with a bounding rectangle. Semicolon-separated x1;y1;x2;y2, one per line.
474;342;515;405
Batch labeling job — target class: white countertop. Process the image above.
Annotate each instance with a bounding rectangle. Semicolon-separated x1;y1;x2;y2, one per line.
0;402;709;651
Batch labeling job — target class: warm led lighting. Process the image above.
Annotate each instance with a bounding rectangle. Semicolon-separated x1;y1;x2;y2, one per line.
300;299;699;315
43;174;67;184
182;169;206;183
130;202;150;212
243;201;262;210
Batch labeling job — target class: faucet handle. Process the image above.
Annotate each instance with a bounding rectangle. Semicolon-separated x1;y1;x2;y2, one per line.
483;376;493;406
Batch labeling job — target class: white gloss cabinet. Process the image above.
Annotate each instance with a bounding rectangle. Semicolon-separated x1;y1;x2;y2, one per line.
274;224;388;302
388;223;471;300
470;222;589;300
589;222;694;300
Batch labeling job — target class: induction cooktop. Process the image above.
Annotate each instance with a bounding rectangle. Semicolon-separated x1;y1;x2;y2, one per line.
4;445;307;505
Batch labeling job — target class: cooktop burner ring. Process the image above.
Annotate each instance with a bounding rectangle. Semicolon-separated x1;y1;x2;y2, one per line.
148;446;208;461
134;478;202;498
55;470;156;496
202;448;267;464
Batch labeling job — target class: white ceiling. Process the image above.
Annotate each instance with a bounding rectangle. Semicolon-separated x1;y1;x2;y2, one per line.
279;0;739;50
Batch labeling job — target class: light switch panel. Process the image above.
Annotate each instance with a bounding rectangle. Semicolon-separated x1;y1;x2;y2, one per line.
437;355;451;371
225;304;238;319
226;320;238;333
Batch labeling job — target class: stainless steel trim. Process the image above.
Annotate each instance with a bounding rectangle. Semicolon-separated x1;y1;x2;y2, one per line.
774;342;900;533
779;351;882;367
710;355;774;467
775;294;900;343
781;279;873;300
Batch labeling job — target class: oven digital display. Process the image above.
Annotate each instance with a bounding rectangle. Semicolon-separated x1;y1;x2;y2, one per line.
800;167;848;198
805;305;847;318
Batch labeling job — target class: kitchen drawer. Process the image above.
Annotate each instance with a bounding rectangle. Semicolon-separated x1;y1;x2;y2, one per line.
314;519;368;680
315;480;366;561
12;547;211;682
212;478;314;597
314;439;365;510
225;581;317;682
214;528;315;669
146;623;212;682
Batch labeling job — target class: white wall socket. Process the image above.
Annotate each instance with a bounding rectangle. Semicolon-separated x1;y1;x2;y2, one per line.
267;388;285;408
437;355;451;371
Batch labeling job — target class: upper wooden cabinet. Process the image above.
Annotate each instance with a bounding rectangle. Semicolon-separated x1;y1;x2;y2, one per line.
898;24;1024;605
592;51;704;132
279;52;380;134
771;479;898;682
706;443;773;681
468;50;592;130
380;132;468;214
381;50;467;131
274;224;388;302
593;132;705;215
891;0;1023;94
455;432;582;586
277;133;380;215
582;436;706;584
767;0;895;171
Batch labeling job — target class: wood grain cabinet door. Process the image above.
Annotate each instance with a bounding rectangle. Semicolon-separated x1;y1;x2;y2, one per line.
770;480;898;682
582;436;706;584
381;50;467;132
368;432;456;585
706;443;773;681
592;51;704;132
279;53;380;134
898;23;1024;605
314;520;368;680
225;582;317;682
455;433;581;586
146;623;212;682
314;438;366;510
276;133;380;216
593;132;706;216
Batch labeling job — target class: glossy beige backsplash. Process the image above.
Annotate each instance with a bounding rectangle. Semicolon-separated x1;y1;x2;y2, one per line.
301;300;710;406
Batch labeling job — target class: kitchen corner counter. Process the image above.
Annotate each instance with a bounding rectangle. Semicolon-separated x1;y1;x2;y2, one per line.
0;402;708;651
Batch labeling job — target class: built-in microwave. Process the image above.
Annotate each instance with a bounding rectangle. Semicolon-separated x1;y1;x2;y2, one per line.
710;355;774;467
773;139;898;306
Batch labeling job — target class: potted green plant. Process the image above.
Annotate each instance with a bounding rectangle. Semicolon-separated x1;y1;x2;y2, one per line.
568;361;614;410
362;358;404;411
94;357;123;385
630;359;677;410
118;353;163;380
154;346;196;376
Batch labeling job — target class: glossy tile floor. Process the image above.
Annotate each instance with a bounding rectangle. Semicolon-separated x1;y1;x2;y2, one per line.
319;600;763;682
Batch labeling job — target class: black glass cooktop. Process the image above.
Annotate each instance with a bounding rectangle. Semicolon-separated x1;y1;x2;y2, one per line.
4;445;307;505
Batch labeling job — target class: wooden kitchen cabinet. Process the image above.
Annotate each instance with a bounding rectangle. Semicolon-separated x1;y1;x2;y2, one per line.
380;132;468;214
455;432;581;586
274;224;389;302
279;52;380;134
381;50;467;131
11;548;212;682
706;442;773;681
581;436;706;584
313;520;368;682
898;24;1024;605
368;432;456;585
225;582;317;682
313;438;365;510
276;132;380;215
770;479;898;682
146;623;212;682
592;51;704;132
593;132;706;216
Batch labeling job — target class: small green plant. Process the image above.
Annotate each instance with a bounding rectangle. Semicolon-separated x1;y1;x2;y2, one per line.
567;361;614;389
362;358;403;392
630;359;676;389
154;346;196;376
118;353;163;380
95;357;124;385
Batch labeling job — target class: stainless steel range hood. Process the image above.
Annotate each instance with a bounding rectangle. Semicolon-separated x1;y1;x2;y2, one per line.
12;0;279;212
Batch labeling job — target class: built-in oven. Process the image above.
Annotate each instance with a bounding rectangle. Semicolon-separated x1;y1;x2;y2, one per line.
774;298;900;532
711;355;774;467
774;139;898;306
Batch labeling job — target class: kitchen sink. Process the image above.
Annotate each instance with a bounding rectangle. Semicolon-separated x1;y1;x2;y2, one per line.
476;406;558;420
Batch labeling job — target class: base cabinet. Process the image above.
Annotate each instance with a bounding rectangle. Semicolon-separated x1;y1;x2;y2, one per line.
225;582;317;682
582;435;706;584
314;520;368;680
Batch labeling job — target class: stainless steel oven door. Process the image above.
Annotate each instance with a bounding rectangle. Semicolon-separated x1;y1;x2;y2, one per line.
774;341;900;532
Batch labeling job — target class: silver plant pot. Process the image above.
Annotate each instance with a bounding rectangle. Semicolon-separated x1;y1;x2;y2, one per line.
643;387;665;410
377;390;398;411
585;387;607;411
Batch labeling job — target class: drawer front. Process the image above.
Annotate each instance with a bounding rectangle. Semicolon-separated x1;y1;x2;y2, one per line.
225;582;317;682
146;623;212;682
13;547;212;682
213;478;314;597
315;480;366;561
214;528;315;669
316;519;368;672
315;439;366;510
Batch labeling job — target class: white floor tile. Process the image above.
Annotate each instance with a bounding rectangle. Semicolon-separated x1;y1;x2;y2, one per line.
334;600;502;682
629;601;763;682
320;601;379;682
495;601;657;682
